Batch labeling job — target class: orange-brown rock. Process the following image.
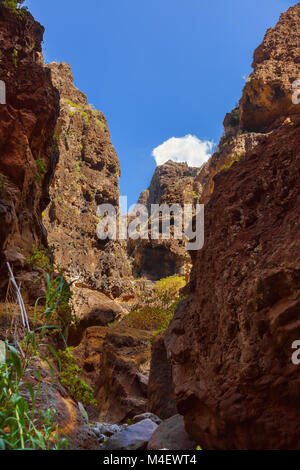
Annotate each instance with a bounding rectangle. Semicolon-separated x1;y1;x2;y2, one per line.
43;62;132;302
73;325;153;423
129;160;198;280
165;4;300;450
0;4;59;295
240;4;300;132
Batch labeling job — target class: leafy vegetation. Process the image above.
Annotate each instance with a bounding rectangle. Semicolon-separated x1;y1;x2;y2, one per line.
229;107;240;127
35;159;47;184
26;245;52;273
0;343;68;450
2;0;27;17
11;48;18;68
122;275;186;335
219;153;243;172
153;275;186;308
58;348;97;407
0;276;72;450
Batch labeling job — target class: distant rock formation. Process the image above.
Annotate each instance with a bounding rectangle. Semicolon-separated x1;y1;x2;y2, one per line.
129;160;198;280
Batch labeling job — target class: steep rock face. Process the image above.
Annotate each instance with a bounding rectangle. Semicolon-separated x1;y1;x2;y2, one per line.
138;160;198;212
129;160;198;280
43;62;132;300
73;325;152;423
240;4;300;132
0;4;59;297
194;4;300;207
165;5;300;450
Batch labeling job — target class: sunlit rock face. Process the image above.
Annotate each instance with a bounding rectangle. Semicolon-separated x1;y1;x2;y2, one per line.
0;4;59;297
164;4;300;450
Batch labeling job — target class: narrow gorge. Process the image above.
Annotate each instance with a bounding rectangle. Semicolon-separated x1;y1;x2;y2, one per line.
0;0;299;452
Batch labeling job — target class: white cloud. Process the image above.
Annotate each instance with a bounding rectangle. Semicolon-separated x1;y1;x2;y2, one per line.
152;134;214;167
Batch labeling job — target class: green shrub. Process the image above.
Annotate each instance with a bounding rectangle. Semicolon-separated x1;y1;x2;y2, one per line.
123;275;186;334
2;0;26;16
26;245;52;273
58;348;97;407
11;48;18;68
35;159;47;183
123;298;183;335
229;107;240;127
153;275;186;308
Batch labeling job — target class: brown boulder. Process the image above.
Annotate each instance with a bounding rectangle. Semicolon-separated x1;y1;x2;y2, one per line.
68;287;126;345
147;414;196;450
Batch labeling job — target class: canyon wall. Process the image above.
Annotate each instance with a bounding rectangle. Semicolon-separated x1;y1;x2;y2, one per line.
43;62;132;301
0;4;59;299
164;3;300;450
129;160;198;280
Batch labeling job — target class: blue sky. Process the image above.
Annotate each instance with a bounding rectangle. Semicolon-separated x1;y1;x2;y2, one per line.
25;0;297;207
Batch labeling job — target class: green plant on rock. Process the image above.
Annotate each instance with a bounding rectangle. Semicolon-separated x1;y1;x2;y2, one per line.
11;48;18;68
96;118;106;132
34;274;77;346
229;107;240;127
2;0;27;17
153;275;186;308
26;245;52;273
58;348;97;407
0;283;70;451
123;275;186;335
35;159;47;183
219;153;243;172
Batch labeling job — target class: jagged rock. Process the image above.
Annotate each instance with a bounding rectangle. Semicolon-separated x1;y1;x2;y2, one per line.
165;4;300;450
101;419;158;450
68;288;126;345
92;423;122;437
73;325;153;423
240;4;300;132
43;62;132;300
147;415;196;450
0;5;59;296
128;160;198;281
148;334;177;419
132;412;162;425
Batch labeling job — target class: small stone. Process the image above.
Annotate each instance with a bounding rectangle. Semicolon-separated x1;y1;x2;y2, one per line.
132;413;162;425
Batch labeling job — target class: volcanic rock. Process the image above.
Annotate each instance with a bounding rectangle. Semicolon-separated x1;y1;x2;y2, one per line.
164;4;300;450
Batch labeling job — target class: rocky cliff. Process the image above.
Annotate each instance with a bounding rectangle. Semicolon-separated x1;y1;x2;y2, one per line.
43;62;132;302
129;160;198;280
0;3;59;300
164;3;300;450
